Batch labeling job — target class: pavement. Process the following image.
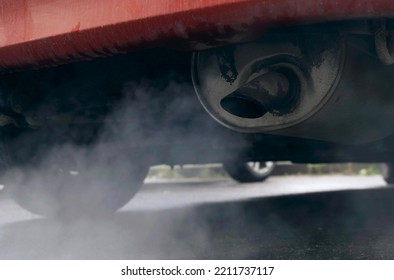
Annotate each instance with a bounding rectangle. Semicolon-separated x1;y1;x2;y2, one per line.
0;175;393;259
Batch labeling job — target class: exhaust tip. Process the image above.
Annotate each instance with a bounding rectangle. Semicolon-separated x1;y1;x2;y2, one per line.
220;96;267;119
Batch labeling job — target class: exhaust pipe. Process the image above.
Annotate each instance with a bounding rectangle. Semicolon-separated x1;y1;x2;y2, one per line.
220;71;294;119
193;31;394;144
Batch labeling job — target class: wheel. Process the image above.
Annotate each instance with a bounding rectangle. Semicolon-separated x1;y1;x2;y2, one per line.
381;163;394;184
6;148;149;218
223;161;276;183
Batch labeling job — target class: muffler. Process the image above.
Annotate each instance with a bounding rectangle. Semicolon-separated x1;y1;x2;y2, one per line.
192;30;394;144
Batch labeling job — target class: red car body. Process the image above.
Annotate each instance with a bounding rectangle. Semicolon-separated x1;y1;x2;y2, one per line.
1;0;394;69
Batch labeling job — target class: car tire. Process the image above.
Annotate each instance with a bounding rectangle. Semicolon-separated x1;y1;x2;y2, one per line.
381;163;394;184
223;161;276;183
6;150;149;218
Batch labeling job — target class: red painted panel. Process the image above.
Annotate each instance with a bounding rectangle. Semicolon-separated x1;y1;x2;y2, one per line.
0;0;394;69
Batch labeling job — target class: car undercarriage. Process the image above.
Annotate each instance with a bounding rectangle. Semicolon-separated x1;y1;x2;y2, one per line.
1;15;394;216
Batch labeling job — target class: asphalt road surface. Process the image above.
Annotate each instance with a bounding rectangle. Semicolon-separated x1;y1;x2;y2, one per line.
0;175;394;259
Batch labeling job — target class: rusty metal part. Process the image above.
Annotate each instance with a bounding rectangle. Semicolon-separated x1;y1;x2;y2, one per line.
216;47;239;85
1;1;394;70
